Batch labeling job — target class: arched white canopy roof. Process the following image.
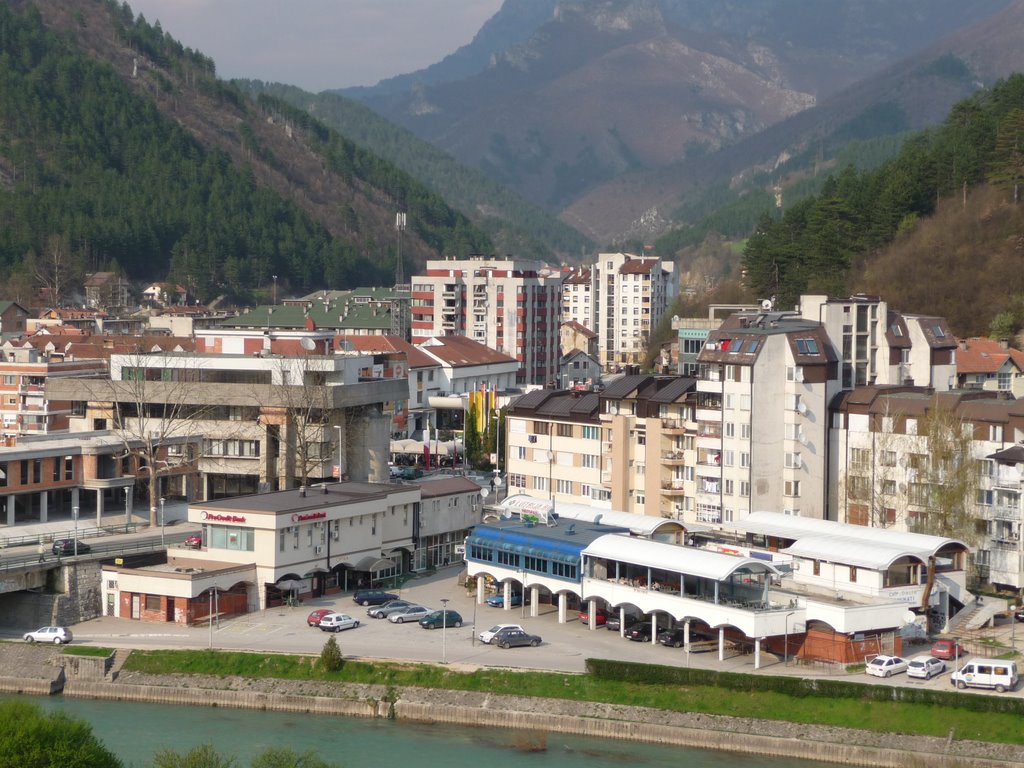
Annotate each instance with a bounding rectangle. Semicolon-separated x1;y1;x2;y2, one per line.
730;511;966;564
499;494;698;537
584;533;778;582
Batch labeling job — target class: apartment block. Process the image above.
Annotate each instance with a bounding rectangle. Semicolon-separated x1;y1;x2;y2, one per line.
830;386;1024;590
409;257;562;386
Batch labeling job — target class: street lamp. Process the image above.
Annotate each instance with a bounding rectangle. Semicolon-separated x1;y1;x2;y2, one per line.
159;497;166;546
440;597;450;664
72;506;79;557
208;587;220;650
784;610;796;665
492;471;502;504
123;487;131;526
272;275;278;305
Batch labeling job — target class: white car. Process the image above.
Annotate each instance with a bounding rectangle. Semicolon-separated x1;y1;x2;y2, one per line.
318;613;360;632
387;605;431;624
865;654;909;678
23;626;73;645
479;623;524;644
906;655;946;680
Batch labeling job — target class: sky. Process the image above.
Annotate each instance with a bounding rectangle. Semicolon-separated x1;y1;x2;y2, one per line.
125;1;505;92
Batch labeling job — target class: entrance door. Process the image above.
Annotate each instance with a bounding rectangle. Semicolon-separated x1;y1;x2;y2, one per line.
106;593;115;617
131;594;141;619
166;597;175;622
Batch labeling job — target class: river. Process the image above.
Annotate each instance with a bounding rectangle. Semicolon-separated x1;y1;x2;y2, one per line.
6;693;835;768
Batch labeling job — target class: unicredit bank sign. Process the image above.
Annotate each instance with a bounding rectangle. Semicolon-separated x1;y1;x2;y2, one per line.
201;511;247;523
292;511;327;522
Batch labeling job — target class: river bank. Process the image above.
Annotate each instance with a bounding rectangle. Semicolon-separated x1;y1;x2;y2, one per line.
2;643;1023;768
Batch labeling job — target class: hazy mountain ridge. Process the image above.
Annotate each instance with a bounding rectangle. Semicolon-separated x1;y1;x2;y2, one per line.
343;0;1017;239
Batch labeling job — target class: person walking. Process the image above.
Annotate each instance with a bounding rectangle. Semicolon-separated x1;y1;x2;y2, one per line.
37;542;46;563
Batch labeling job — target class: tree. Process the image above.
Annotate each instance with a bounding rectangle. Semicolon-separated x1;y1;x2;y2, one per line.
0;699;122;768
318;634;343;672
151;745;235;768
913;399;983;608
464;400;482;468
989;108;1024;204
33;233;84;307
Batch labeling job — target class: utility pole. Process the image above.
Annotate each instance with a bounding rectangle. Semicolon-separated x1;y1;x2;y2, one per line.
395;212;407;287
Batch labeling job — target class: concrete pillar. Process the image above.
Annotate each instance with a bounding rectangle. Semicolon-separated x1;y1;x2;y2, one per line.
650;614;657;645
39;491;48;522
335;418;348;480
476;576;485;604
618;606;627;637
71;487;79;512
587;598;597;629
684;619;690;645
95;489;104;526
5;495;13;526
529;586;539;617
718;627;725;661
367;410;390;483
754;638;761;670
557;592;567;624
503;581;512;611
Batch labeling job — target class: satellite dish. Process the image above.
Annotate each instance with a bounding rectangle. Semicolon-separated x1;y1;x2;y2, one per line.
902;610;917;625
761;298;774;311
300;337;316;351
796;401;808;415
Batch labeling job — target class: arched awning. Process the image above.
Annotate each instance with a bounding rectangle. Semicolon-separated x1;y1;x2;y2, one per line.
347;555;397;572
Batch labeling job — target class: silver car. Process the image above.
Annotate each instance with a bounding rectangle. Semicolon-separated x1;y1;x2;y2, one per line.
907;655;945;680
23;626;73;645
387;605;432;624
367;599;414;619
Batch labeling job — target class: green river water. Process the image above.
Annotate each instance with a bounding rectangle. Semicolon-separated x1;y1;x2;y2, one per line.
6;693;836;768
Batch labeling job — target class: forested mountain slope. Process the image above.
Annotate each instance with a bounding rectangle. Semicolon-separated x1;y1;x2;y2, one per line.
0;1;489;304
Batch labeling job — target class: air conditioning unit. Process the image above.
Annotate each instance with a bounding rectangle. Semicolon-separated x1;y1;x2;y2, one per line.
796;401;808;416
314;545;324;555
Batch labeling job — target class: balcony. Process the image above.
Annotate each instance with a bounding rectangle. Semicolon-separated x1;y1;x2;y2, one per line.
661;419;686;434
661;451;686;464
696;421;721;439
601;441;613;453
989;505;1021;521
660;483;687;496
994;466;1023;489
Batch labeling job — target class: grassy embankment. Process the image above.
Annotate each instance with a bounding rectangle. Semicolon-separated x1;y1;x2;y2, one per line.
123;649;1024;746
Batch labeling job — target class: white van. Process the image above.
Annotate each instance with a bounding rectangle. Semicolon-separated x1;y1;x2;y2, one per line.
950;659;1018;693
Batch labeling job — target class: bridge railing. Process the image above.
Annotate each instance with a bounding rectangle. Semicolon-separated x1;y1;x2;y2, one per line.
0;523;140;550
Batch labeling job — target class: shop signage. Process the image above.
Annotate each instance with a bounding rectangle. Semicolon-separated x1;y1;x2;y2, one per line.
292;511;327;522
201;511;246;523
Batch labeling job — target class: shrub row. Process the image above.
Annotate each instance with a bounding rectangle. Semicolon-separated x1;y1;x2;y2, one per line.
585;659;1024;715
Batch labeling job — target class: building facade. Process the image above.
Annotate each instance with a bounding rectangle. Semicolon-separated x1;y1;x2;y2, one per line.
409;257;562;386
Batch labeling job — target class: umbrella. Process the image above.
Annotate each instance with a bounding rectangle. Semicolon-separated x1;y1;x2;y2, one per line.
276;579;303;594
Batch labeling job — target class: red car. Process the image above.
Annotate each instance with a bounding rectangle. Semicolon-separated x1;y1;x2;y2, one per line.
184;533;202;549
306;608;334;627
930;639;966;660
578;607;609;626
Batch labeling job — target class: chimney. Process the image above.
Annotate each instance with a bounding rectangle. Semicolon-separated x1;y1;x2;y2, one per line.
1000;338;1010;350
958;339;968;351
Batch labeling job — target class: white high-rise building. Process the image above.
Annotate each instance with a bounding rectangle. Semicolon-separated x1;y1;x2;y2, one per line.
409;257;562;386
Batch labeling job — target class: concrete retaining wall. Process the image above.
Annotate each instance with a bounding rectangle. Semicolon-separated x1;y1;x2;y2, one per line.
0;676;61;695
64;681;383;719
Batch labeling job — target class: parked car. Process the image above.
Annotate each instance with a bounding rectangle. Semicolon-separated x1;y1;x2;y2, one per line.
578;607;609;626
184;533;202;549
352;589;398;606
388;605;431;624
930;639;966;660
1015;607;1024;622
606;613;638;632
367;599;414;619
492;628;541;648
907;655;946;680
656;628;688;648
318;613;360;632
625;621;655;642
479;623;524;644
419;609;463;629
865;655;909;678
51;539;90;556
306;608;334;627
23;626;72;644
486;592;522;608
950;659;1018;692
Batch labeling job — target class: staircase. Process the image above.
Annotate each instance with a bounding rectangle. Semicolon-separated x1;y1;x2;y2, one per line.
945;595;1005;634
105;648;131;682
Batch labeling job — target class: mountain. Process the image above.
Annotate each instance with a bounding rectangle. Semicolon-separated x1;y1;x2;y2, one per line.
569;0;1024;243
342;0;1014;224
0;0;490;304
239;81;593;262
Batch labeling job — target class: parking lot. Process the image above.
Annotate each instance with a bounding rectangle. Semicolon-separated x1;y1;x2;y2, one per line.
16;565;1000;695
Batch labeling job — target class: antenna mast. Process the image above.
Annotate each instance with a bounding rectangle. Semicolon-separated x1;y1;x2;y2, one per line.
395;212;407;287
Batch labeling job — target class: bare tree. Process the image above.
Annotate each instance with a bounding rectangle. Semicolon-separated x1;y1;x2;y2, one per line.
913;399;983;608
34;234;84;308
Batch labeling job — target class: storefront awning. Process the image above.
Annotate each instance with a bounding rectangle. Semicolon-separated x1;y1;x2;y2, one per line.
349;555;397;572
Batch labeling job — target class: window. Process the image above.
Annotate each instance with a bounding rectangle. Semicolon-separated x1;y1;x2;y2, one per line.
724;479;734;495
557;423;573;437
850;448;870;469
556;479;572;494
497;550;521;567
786;365;804;382
990;424;1004;442
582;426;600;440
741;423;751;439
145;595;161;611
739;394;750;411
535;476;548;492
880;450;896;467
848;476;870;500
552;562;577;579
739;481;750;497
784;480;801;497
849;566;857;583
582;454;598;469
785;452;801;469
515;446;526;460
795;338;820;355
740;452;750;468
534;422;550;435
722;450;734;467
812;560;821;576
725;422;735;438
